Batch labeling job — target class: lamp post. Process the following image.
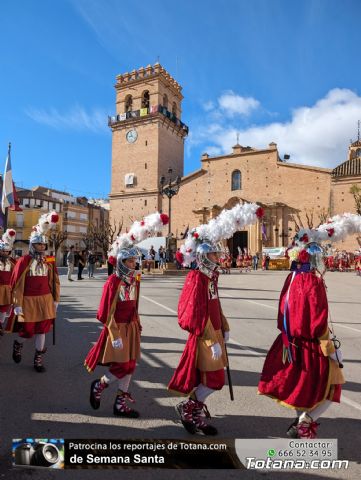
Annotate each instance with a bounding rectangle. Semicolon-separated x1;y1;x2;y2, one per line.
159;168;181;263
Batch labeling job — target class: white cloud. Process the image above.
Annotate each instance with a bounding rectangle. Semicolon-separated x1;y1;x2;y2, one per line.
191;88;361;168
218;90;260;117
25;105;110;134
203;100;215;112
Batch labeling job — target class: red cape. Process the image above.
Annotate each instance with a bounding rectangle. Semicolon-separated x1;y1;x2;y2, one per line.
258;272;340;409
84;274;121;371
168;270;210;395
9;255;31;290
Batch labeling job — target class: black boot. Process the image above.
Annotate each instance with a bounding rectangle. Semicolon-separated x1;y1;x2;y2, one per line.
90;379;108;410
113;391;139;418
192;400;218;435
175;398;197;434
12;340;23;363
34;348;47;373
286;418;299;438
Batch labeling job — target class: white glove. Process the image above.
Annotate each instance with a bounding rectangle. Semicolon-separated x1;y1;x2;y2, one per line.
14;306;23;316
223;331;230;343
112;338;123;350
330;349;343;363
211;342;222;360
54;302;59;312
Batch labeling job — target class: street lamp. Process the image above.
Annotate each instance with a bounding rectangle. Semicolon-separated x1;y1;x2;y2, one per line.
159;168;182;262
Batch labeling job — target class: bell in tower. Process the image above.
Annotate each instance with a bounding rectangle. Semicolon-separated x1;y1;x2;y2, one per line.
109;63;188;230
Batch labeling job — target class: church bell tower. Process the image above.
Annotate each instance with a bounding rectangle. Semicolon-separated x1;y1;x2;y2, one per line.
109;63;188;229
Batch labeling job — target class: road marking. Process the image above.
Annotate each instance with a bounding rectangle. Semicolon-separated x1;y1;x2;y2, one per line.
142;292;361;411
31;413;166;427
141;295;263;356
64;318;98;323
221;292;361;333
342;396;361;412
332;323;361;334
141;295;177;314
220;291;278;310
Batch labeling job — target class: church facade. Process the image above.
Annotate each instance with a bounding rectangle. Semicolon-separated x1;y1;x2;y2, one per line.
109;64;361;254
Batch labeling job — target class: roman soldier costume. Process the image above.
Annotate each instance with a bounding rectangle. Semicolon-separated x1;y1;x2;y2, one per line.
258;213;361;438
0;229;17;336
169;202;264;435
85;212;168;418
8;211;60;372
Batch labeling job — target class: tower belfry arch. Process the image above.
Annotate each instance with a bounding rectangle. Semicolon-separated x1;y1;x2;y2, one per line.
109;63;188;229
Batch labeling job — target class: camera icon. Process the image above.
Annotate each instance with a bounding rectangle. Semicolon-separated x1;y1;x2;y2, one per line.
14;442;60;467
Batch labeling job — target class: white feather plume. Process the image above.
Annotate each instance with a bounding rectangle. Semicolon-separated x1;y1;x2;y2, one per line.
108;212;169;260
180;202;263;266
293;213;361;246
1;228;17;248
30;210;59;240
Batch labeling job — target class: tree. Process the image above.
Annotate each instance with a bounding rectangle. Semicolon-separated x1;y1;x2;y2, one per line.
350;184;361;215
290;207;331;232
48;226;67;256
82;226;96;250
87;218;123;261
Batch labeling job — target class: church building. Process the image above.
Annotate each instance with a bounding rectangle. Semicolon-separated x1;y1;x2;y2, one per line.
109;64;361;254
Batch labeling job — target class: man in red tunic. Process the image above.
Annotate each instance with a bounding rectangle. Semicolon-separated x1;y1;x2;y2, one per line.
85;212;168;418
0;229;17;336
169;202;264;435
258;225;347;439
168;242;230;435
8;212;60;372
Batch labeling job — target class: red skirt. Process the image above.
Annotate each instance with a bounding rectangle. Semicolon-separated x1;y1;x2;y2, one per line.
17;319;54;338
258;334;341;410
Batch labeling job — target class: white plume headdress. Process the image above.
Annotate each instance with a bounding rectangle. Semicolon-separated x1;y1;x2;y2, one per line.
108;212;169;262
287;213;361;265
0;228;17;251
180;203;264;267
29;211;60;244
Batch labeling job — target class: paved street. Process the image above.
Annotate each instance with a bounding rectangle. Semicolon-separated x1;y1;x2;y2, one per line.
0;269;360;479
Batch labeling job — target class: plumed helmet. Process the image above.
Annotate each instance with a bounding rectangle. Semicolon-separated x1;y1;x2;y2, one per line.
108;212;169;281
287;213;361;274
29;211;59;254
0;228;16;252
180;202;264;274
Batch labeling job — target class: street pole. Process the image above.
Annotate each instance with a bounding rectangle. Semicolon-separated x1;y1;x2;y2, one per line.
159;168;181;266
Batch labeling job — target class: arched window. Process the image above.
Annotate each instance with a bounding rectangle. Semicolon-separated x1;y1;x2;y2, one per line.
125;95;133;113
356;148;361;158
141;90;150;109
163;94;168;110
231;170;242;191
172;102;177;117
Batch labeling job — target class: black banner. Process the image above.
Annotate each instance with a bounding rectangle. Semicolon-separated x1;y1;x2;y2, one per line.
64;439;243;469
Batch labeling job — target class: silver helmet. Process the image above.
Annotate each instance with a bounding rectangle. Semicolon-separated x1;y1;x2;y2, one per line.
116;246;141;282
0;242;12;253
29;233;48;256
196;241;223;276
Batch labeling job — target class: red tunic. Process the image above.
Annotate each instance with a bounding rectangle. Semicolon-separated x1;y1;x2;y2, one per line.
168;270;228;395
0;258;16;313
84;274;141;378
5;255;59;335
258;271;343;410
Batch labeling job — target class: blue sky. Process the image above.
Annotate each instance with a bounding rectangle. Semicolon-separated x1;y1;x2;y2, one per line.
1;0;360;198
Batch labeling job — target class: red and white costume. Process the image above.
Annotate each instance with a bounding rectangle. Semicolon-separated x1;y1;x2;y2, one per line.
258;213;361;438
7;211;60;372
0;229;17;334
85;212;168;418
169;202;264;435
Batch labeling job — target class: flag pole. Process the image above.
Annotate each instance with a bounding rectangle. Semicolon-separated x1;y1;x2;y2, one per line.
2;143;11;230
